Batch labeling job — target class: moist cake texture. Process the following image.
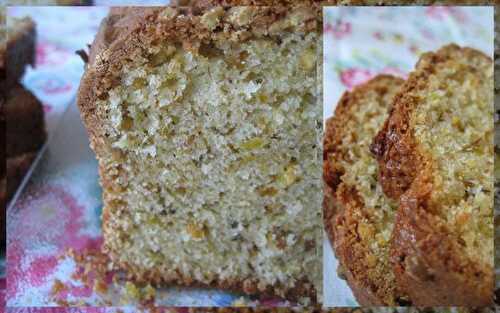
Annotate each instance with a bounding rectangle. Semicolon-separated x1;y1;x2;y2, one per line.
323;75;405;305
372;44;494;305
78;6;321;302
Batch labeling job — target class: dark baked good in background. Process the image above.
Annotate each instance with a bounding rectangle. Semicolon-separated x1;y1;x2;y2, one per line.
1;15;36;92
4;84;45;204
6;84;46;158
0;8;46;248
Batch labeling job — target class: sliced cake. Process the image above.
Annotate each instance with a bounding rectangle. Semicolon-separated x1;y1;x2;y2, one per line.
77;5;321;303
323;75;406;305
372;44;494;306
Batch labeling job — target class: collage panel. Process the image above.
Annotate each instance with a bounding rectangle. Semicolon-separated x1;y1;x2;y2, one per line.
323;5;494;307
3;1;323;308
1;0;499;311
3;308;499;313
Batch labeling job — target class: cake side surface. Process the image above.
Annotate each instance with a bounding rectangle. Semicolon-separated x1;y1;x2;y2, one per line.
323;75;406;305
373;44;493;305
78;6;321;302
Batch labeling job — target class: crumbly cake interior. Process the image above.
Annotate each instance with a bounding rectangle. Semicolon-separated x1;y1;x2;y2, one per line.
333;77;402;304
411;52;493;267
338;85;399;243
97;32;321;298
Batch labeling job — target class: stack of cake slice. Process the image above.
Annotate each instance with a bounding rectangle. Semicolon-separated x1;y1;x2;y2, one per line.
1;9;46;235
324;44;493;306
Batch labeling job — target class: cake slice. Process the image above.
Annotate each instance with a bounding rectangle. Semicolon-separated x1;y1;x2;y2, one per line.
372;44;494;305
323;75;406;305
77;5;321;302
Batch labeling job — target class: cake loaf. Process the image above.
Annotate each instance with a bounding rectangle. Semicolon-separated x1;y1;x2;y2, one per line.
78;5;321;303
372;44;494;306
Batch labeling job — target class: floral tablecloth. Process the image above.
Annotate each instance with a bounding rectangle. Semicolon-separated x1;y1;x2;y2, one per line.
323;6;494;307
6;4;285;308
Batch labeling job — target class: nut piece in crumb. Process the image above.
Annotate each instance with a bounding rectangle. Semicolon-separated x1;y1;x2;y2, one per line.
201;6;224;30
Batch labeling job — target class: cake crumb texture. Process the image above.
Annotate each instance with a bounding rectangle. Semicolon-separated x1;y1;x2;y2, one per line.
78;5;321;303
372;44;493;306
323;75;406;305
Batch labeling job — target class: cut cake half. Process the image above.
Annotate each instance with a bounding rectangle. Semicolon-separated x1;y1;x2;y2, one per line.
77;5;321;303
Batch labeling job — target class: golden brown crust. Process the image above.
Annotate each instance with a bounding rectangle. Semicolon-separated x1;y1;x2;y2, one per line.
373;44;494;306
371;44;493;200
323;75;405;305
85;5;319;68
107;255;316;302
392;177;494;306
79;5;320;159
78;6;320;302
